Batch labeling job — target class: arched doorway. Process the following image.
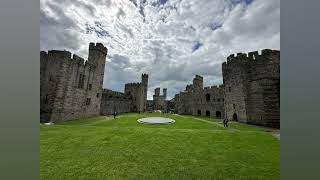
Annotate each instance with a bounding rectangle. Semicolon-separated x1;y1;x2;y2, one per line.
197;110;201;115
206;110;210;117
233;113;238;121
216;111;221;118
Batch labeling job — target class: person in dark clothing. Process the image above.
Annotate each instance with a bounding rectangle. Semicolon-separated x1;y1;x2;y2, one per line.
113;111;117;119
225;118;229;127
223;118;229;127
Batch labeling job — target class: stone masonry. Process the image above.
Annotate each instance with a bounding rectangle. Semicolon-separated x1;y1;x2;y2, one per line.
222;49;280;128
40;43;107;123
100;74;148;115
152;87;167;112
174;75;225;118
41;43;279;128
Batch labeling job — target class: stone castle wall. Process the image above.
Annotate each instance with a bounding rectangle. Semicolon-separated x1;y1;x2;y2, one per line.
100;89;132;115
222;49;280;127
123;74;148;113
100;74;148;114
40;43;107;123
174;75;225;118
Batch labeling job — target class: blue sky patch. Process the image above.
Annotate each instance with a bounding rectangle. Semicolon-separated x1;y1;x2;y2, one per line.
192;41;204;52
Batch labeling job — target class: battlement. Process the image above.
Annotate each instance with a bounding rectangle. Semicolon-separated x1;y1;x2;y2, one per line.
225;49;280;65
203;84;224;91
72;54;85;65
40;51;48;56
47;50;72;59
142;73;148;78
103;88;126;96
89;42;108;55
125;82;142;88
194;75;203;80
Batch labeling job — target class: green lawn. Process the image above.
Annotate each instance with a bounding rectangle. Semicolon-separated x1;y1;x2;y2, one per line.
40;113;279;180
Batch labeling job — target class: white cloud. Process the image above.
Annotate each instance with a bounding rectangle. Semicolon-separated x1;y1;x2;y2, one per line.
40;0;280;100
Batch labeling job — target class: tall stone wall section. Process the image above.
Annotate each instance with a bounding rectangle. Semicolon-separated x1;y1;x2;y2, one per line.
100;89;132;115
222;49;280;128
174;75;225;118
100;74;148;114
40;43;107;123
124;74;148;113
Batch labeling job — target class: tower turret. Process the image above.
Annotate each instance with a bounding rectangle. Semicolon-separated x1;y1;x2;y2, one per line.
88;42;108;87
163;88;167;100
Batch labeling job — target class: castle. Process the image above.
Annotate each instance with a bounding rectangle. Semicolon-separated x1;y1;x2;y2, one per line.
40;42;280;128
173;49;280;128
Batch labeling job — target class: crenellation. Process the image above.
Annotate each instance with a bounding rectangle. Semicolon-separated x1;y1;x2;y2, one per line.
48;50;72;59
89;42;108;55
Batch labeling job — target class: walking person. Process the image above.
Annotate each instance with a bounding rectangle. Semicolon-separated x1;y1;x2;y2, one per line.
223;118;229;128
225;118;229;128
113;111;117;119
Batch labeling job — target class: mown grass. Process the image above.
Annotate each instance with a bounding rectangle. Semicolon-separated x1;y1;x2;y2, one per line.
41;113;279;180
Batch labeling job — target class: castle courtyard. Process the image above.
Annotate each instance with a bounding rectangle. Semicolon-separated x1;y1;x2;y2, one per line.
40;113;279;180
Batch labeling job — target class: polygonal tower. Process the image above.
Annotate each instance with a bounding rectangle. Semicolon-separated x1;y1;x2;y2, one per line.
88;42;108;88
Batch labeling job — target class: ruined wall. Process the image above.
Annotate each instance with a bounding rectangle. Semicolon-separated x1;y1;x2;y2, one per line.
222;49;280;127
40;43;107;123
174;75;224;118
100;89;132;115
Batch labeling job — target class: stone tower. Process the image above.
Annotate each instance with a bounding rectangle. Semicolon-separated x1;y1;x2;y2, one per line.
163;88;167;100
222;49;280;128
40;42;108;123
87;43;108;114
142;73;148;111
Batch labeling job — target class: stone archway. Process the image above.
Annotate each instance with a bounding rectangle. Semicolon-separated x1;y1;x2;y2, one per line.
216;111;221;118
197;110;201;115
233;113;238;121
206;110;210;117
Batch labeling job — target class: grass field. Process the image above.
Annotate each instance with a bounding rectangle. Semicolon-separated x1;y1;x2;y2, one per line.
40;113;279;180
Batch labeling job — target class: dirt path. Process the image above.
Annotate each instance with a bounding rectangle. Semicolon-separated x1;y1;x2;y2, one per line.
172;114;280;139
82;116;115;126
173;114;239;132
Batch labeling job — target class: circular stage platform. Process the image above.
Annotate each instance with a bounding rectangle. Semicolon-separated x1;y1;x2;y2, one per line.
137;117;175;125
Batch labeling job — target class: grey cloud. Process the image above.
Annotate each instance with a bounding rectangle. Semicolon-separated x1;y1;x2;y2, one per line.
41;0;280;100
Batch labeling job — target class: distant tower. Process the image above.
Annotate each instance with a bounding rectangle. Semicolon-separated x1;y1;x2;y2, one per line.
155;87;160;96
193;75;203;91
141;73;148;111
163;88;167;100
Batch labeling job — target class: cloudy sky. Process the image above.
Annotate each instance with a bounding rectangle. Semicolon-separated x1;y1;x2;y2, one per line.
40;0;280;100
